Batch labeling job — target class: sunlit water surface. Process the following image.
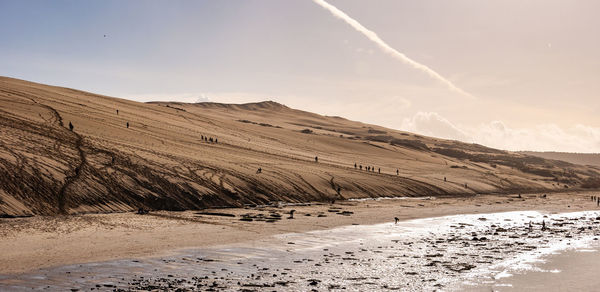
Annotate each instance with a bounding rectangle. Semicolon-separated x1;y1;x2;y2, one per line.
2;210;600;291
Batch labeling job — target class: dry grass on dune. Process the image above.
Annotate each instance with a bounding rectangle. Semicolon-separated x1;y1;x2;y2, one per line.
0;76;599;216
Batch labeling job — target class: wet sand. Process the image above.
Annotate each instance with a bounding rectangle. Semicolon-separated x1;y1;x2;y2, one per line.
470;243;600;291
1;191;599;279
2;205;600;291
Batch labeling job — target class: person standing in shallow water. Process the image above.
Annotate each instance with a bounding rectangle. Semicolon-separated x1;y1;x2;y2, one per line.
542;220;546;231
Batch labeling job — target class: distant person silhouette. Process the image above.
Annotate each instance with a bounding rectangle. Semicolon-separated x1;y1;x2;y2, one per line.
116;109;119;115
444;177;447;182
542;220;546;231
126;122;129;128
215;138;218;143
359;165;362;170
68;122;73;131
378;168;380;174
396;169;399;175
394;217;399;224
315;156;318;163
257;167;262;174
354;163;357;169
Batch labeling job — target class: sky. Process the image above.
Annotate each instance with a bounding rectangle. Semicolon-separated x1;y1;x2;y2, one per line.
1;0;599;152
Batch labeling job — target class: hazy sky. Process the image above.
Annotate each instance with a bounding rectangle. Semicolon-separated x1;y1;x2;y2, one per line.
1;0;599;152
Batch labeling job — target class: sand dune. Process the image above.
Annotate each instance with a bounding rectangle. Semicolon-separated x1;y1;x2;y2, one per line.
1;76;599;216
521;151;600;168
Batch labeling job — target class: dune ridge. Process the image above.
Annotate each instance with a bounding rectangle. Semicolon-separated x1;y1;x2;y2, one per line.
1;76;599;216
521;151;600;168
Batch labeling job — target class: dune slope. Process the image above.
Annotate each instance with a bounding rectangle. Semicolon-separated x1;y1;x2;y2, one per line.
521;151;600;168
1;77;599;216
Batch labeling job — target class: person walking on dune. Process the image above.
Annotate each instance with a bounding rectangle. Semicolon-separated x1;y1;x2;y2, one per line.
68;122;73;131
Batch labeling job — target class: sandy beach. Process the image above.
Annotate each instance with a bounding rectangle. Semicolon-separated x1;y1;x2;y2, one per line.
1;191;598;276
3;2;600;290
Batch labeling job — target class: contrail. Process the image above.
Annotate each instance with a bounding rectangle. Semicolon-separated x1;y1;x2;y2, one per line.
313;0;474;99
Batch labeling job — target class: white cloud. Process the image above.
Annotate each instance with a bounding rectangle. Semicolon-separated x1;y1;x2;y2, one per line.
474;121;600;153
401;111;471;141
400;112;600;153
195;94;210;103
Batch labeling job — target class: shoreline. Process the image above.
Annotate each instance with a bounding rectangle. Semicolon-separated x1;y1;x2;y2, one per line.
1;191;599;275
4;208;600;290
477;244;600;291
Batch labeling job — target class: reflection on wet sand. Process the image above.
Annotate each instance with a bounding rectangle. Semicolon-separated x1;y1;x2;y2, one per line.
1;210;599;291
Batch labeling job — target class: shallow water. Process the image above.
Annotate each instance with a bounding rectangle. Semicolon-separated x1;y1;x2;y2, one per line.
2;210;600;291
